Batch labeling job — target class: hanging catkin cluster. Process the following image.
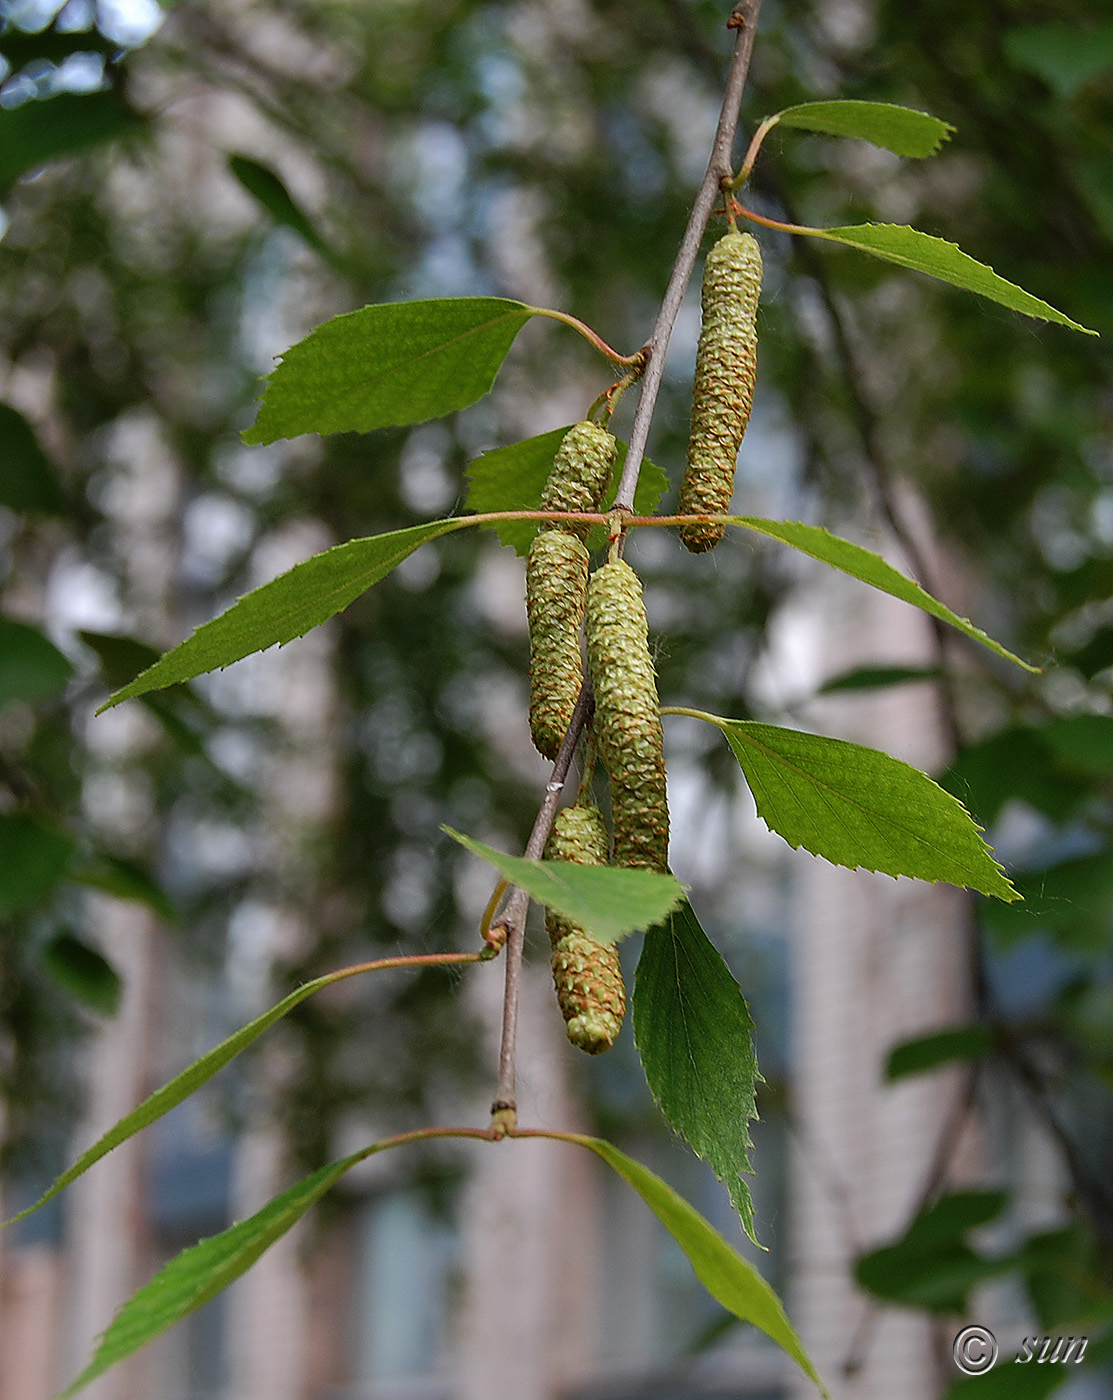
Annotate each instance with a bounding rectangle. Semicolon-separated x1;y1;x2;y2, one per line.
526;422;617;759
585;559;669;874
678;230;762;554
546;801;625;1054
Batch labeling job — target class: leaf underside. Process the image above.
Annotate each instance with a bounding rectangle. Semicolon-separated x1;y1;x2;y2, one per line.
445;827;685;943
633;900;761;1243
809;222;1097;334
727;518;1037;672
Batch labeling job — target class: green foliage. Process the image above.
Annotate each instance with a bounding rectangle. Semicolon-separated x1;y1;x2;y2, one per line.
0;971;346;1231
1003;21;1113;99
685;714;1017;899
728;518;1037;670
856;1190;1010;1312
885;1025;993;1081
41;934;122;1017
981;852;1113;954
0;92;145;193
817;664;941;695
0;616;72;705
59;1151;366;1396
0;813;74;915
633;900;760;1244
465;427;669;556
945;1362;1074;1400
243;298;535;444
807;224;1097;333
67;856;177;923
0;404;65;515
579;1137;831;1399
774;100;954;157
228;154;328;255
101;520;466;708
445;828;685;944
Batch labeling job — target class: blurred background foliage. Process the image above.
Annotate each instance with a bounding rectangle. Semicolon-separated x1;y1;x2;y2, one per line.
1;0;1113;1380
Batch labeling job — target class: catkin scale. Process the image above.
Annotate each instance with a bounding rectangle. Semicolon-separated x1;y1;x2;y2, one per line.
546;802;625;1054
584;560;669;874
526;422;618;759
678;231;762;554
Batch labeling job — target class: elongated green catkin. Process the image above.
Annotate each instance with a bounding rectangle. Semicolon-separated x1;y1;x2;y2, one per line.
678;231;762;554
546;801;625;1054
584;559;669;873
539;420;618;539
526;422;618;759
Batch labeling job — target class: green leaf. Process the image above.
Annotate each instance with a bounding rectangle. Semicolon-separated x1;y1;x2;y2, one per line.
0;812;75;915
856;1190;1011;1312
0;969;352;1231
228;154;328;255
445;828;685;944
465;428;670;556
981;852;1113;954
0;92;145;194
687;715;1018;900
99;519;465;709
0;615;72;704
42;933;122;1017
1004;22;1113;100
817;663;941;695
885;1025;993;1081
243;298;534;444
774;100;953;157
577;1137;830;1398
1039;715;1113;774
633;900;761;1244
67;855;177;923
727;518;1037;671
803;223;1096;335
59;1150;369;1396
0;404;66;514
945;1362;1075;1400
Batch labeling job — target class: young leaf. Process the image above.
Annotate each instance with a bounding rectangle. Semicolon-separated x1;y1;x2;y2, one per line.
228;154;328;255
727;518;1037;672
445;828;685;944
465;428;669;557
99;519;465;709
633;900;761;1244
774;101;953;158
575;1136;831;1398
885;1025;993;1081
805;223;1096;335
243;298;534;444
0;615;73;705
0;91;145;194
0;813;75;915
59;1150;368;1396
0;404;66;515
682;715;1018;900
42;933;122;1017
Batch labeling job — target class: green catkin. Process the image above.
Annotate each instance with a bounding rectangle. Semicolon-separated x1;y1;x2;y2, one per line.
678;231;762;554
526;422;618;759
584;559;669;874
546;801;625;1054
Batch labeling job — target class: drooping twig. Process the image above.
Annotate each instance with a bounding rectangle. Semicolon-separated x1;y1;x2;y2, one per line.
486;1;763;1124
